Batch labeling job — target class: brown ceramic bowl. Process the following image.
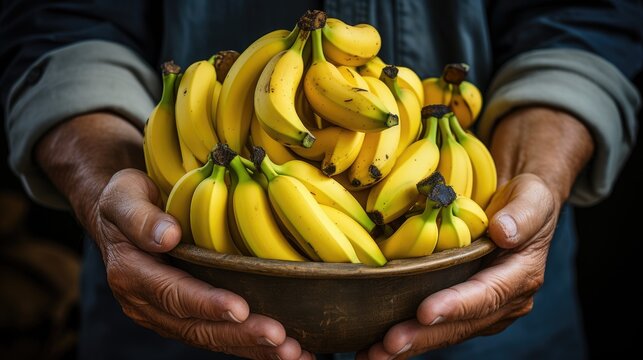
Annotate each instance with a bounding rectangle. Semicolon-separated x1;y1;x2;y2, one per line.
168;238;496;353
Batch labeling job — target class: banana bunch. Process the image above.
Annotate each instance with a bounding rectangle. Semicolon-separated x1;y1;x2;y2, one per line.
422;63;483;129
143;9;499;265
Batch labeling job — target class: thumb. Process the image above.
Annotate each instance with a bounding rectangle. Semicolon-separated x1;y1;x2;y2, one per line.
98;168;181;252
485;173;556;249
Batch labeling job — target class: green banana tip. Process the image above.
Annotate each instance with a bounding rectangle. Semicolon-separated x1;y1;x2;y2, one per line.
421;104;451;119
299;9;327;31
161;61;181;75
386;114;400;127
212;143;237;166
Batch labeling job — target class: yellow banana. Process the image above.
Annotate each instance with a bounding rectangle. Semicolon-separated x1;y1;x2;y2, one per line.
333;171;370;210
189;160;239;254
216;27;299;153
304;28;398;132
357;56;424;107
422;76;452;106
143;61;185;196
254;27;316;148
347;75;400;189
320;204;387;266
380;65;423;156
366;114;440;225
435;201;471;252
449;114;497;208
440;63;483;129
228;154;306;262
258;155;360;263
452;195;488;240
378;201;441;260
249;113;297;165
289;126;365;176
175;59;219;163
437;114;473;197
258;151;375;233
321;17;381;66
226;167;252;256
165;158;214;244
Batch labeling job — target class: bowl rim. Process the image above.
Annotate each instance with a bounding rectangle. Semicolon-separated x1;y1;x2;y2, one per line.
168;238;496;279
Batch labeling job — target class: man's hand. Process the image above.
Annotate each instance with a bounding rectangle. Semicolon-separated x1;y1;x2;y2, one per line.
357;107;594;359
36;113;312;360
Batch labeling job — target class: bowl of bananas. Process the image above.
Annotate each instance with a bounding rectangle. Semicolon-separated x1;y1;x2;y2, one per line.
150;9;499;353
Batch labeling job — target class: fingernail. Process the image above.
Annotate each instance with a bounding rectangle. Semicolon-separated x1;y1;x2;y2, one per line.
153;220;174;245
222;310;242;323
389;343;412;359
429;315;445;326
271;353;282;360
259;337;278;347
497;214;517;240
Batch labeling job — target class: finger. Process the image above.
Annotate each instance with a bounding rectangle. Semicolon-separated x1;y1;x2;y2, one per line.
221;337;306;360
107;245;250;322
484;173;555;248
99;168;181;252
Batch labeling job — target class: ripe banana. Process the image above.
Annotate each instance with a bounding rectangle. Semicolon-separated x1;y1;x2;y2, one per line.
437;114;473;197
380;65;423;157
348;75;400;189
228;153;306;262
175;59;219;163
258;156;360;263
321;17;381;66
366;114;440;225
226;166;252;256
249;113;297;165
357;56;424;107
320;204;387;266
254;27;316;148
422;76;452;106
452;195;488;240
143;61;185;196
435;201;472;252
449;114;497;208
165;158;214;244
259;151;376;233
378;200;441;260
289;126;365;176
216;27;299;153
304;28;398;132
189;160;239;254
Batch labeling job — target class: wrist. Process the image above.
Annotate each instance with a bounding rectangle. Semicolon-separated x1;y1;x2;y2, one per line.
35;112;145;232
490;106;594;206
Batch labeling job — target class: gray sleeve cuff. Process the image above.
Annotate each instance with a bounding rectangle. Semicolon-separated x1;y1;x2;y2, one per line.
4;40;160;210
478;48;641;206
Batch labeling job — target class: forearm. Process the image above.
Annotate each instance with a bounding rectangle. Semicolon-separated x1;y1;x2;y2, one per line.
35;112;145;232
490;107;595;206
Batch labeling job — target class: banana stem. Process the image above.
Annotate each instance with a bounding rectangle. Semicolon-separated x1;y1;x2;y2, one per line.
229;156;252;182
448;114;467;142
259;157;279;181
160;62;180;108
381;65;404;100
239;156;257;172
438;115;455;141
310;29;326;63
421;200;442;222
211;163;226;180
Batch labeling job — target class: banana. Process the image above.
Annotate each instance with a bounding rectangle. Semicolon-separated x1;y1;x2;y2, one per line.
304;28;398;132
437;114;473;197
227;153;306;262
258;154;360;263
380;65;423;156
257;151;376;233
254;26;316;148
321;17;381;66
366;114;440;225
226;166;252;256
165;158;214;244
448;114;497;208
435;201;471;252
216;26;299;153
175;59;219;163
189;158;239;254
212;50;240;82
441;63;483;129
290;126;365;176
333;171;370;209
452;195;488;240
143;61;185;196
249;113;297;165
347;75;400;189
422;76;452;106
178;134;202;172
357;56;424;107
378;200;441;260
320;204;387;266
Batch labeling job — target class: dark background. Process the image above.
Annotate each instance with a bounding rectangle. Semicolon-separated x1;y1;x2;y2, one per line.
0;75;641;359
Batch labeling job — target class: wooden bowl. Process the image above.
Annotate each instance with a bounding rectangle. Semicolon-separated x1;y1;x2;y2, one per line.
168;238;496;353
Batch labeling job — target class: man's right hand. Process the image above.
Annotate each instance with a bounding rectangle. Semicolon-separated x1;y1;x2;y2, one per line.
36;113;312;360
